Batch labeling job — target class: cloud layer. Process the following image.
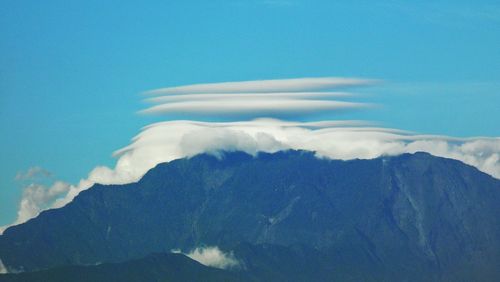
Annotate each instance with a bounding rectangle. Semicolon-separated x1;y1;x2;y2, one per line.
106;119;500;184
141;77;374;117
2;77;499;234
141;99;369;116
145;77;375;95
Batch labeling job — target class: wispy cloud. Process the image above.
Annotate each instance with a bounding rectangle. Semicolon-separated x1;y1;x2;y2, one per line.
15;167;52;181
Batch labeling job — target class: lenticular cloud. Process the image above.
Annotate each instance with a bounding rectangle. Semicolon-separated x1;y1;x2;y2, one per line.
2;77;499;234
140;77;374;116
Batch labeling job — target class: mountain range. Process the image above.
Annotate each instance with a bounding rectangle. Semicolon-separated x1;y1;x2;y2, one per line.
1;150;499;281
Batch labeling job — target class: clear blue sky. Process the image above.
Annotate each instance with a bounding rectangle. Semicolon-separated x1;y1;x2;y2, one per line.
1;0;499;225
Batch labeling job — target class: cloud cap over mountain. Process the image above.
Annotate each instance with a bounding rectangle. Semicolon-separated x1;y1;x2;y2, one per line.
2;77;499;234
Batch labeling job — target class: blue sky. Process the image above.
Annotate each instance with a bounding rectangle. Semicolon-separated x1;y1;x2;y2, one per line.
1;0;499;225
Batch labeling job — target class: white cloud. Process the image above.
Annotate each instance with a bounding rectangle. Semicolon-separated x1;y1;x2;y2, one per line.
13;181;71;227
140;99;370;116
172;246;240;269
112;120;500;180
137;118;372;130
1;169;72;234
142;78;372;116
145;77;376;95
145;91;352;103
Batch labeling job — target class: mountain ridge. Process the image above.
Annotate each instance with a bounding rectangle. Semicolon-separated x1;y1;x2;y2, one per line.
1;150;499;281
0;252;245;282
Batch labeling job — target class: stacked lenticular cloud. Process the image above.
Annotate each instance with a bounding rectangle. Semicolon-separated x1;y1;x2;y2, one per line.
141;77;375;116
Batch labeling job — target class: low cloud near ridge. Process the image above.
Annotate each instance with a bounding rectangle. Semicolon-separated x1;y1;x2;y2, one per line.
172;246;240;269
1;77;499;234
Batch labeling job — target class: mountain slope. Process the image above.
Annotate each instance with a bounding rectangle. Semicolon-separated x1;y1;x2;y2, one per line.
0;151;499;281
0;253;244;282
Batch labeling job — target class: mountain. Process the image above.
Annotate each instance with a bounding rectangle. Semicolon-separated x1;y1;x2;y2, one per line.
0;150;499;281
0;252;244;282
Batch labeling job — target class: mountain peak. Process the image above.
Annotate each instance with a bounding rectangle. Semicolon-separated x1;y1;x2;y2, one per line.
1;151;499;281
